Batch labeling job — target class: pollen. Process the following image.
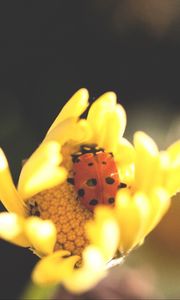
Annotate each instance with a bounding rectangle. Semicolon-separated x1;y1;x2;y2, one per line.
26;143;93;256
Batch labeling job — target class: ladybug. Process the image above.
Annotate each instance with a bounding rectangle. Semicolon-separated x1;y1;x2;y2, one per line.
67;144;127;212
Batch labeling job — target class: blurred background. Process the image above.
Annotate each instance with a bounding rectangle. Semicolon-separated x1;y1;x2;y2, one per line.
0;1;179;299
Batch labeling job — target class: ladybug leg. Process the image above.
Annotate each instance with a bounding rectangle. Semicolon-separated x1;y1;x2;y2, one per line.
67;178;75;185
71;154;81;163
118;183;127;189
109;152;114;157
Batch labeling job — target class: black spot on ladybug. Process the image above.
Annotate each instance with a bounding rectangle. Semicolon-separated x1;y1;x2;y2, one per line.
109;152;114;157
88;162;94;166
108;197;115;204
105;177;115;184
78;189;85;197
118;183;127;189
102;161;107;165
67;178;74;185
89;199;98;206
86;178;97;186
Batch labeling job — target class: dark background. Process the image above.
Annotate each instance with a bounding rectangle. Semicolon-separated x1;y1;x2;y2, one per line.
0;1;179;299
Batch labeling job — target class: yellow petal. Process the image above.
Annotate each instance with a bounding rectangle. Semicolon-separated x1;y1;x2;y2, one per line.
115;138;135;165
64;246;107;293
167;164;180;196
144;187;170;236
133;131;159;192
167;140;180;163
117;164;135;185
165;140;180;195
151;151;169;188
98;104;127;153
25;217;57;256
32;250;80;285
86;206;120;261
44;118;92;145
115;138;135;185
0;148;26;216
87;92;117;144
115;189;151;253
18;141;67;199
0;212;29;247
47;88;89;134
32;245;107;293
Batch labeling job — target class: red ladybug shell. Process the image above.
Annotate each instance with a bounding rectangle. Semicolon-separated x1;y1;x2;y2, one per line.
72;150;120;211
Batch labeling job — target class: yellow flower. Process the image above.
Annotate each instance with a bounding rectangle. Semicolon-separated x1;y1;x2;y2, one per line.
0;88;179;293
116;133;180;254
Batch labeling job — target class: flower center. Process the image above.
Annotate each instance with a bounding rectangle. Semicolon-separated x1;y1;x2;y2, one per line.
26;143;93;256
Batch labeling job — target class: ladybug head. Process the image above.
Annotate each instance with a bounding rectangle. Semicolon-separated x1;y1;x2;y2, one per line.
80;144;104;155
